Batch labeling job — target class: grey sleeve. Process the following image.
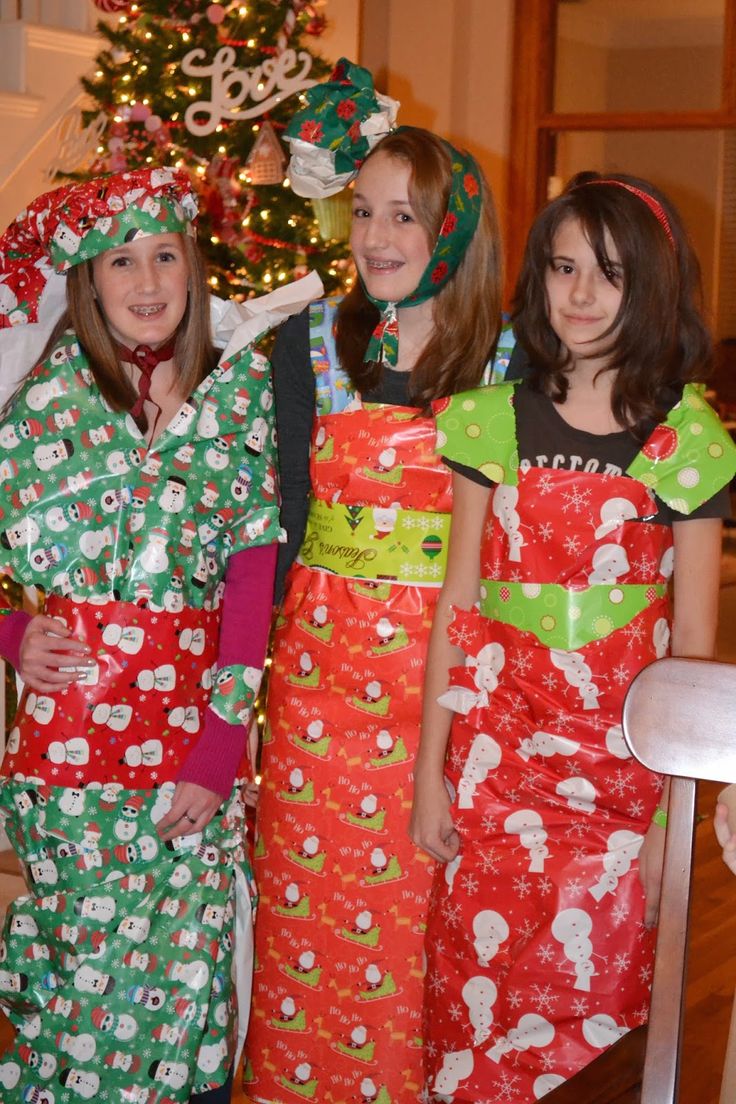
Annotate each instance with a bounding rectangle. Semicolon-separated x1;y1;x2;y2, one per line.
273;308;316;602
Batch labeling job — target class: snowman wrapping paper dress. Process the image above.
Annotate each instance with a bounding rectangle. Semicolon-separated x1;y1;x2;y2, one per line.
244;299;514;1104
0;170;320;1102
421;380;736;1101
0;329;281;1103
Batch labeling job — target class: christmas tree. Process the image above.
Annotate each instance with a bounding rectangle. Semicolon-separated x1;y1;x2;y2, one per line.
74;0;350;297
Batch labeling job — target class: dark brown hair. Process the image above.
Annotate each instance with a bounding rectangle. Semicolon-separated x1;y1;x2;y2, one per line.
37;233;217;432
512;171;712;439
335;127;503;411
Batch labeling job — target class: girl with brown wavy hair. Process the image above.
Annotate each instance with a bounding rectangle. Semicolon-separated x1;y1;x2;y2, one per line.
412;172;736;1100
245;61;513;1104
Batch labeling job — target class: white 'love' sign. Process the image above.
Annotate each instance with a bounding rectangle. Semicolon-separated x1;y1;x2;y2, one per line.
181;46;317;136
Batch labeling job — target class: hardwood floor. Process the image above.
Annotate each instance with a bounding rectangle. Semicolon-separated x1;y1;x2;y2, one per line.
2;550;736;1101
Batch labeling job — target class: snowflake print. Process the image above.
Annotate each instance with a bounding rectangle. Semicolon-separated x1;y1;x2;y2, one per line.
607;768;637;799
513;874;532;898
614;952;631;973
571;996;590;1017
537;943;555;964
612;901;629;924
441;900;463;928
495;711;516;734
639;962;653;984
507;989;523;1010
460;871;480;895
538;521;554;541
612;663;631;686
510;650;532;677
565;877;584;896
427;970;447;995
448;1002;464;1021
451;622;476;651
561;484;593;514
479;849;501;876
633;1003;650;1025
550;711;574;735
489;557;504;580
539;473;554;495
492;1070;522;1101
540;1051;556;1072
450;747;466;772
563;534;583;557
538;876;553;895
633;553;656;575
622;620;645;646
481;812;498;834
542;672;558;692
628;799;644;818
521;769;544;793
530;983;559;1015
518;918;539;944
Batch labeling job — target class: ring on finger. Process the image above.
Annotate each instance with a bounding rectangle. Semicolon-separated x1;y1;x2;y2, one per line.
184;813;197;824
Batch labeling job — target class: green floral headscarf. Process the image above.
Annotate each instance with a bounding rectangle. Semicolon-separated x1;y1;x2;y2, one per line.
284;58;484;367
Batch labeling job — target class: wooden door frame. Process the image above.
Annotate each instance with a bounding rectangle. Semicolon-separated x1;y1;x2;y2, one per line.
506;0;736;296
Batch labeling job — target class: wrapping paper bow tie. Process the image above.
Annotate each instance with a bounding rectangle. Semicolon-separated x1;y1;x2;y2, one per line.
118;337;177;419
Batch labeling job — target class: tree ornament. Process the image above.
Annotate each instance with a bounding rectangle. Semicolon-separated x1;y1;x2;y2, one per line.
245;121;286;185
311;188;353;242
276;1;313;54
92;0;132;11
206;2;226;23
305;14;327;36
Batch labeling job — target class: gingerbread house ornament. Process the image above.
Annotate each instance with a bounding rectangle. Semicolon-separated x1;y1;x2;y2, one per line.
245;121;287;185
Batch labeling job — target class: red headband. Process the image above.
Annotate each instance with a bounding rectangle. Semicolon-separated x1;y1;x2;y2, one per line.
585;179;675;250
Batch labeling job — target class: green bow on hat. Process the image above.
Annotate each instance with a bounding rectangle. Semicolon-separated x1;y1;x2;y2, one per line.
284;58;399;199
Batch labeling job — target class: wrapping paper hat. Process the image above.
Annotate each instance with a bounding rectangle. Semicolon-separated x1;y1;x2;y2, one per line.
0;166;198;330
284;58;483;368
284;57;400;199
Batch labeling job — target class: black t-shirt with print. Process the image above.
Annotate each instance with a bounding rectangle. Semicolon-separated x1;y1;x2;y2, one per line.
447;383;731;525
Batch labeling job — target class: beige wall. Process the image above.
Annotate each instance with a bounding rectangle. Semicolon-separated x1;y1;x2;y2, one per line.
359;0;515;236
554;35;723;325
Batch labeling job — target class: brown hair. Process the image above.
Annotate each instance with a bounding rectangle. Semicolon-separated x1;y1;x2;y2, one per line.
512;171;712;439
37;234;217;432
335;127;503;412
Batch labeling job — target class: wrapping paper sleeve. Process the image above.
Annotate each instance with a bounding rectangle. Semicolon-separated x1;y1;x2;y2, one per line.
174;542;277;798
626;383;736;514
433;381;520;484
